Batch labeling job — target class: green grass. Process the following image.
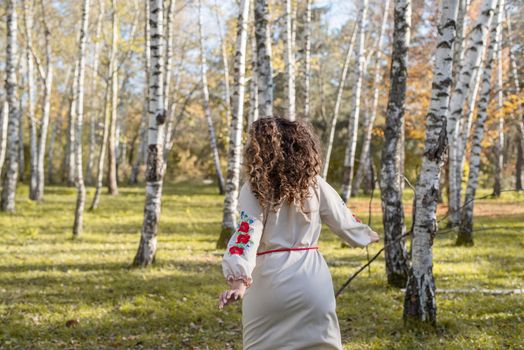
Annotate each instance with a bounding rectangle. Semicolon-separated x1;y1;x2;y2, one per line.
0;183;523;349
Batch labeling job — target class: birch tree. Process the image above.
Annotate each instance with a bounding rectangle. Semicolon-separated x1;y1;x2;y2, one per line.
130;0;151;185
446;0;497;227
341;0;368;202
404;0;459;325
302;0;312;121
458;0;501;245
67;62;79;186
34;0;54;201
284;0;296;121
492;0;505;197
379;0;410;288
218;0;251;249
1;0;20;213
214;2;232;128
321;25;357;179
23;0;38;200
254;0;273;118
107;0;119;196
353;0;391;195
198;0;225;194
133;0;166;266
248;22;258;127
86;0;105;185
73;0;90;237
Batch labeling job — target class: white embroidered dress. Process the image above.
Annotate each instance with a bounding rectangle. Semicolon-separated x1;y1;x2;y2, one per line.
222;176;375;349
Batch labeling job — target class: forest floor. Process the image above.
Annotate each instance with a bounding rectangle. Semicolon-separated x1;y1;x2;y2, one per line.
1;182;523;350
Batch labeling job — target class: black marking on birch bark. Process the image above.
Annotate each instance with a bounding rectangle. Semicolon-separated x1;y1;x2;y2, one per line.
156;110;166;124
145;145;163;182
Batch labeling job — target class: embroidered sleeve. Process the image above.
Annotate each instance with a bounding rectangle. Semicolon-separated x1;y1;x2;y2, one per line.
317;176;374;247
222;184;264;287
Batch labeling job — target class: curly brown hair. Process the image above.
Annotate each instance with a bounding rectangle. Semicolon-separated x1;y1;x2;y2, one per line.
243;117;322;215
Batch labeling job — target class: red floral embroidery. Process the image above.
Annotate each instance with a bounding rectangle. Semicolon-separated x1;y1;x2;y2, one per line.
236;234;251;244
229;246;244;255
238;221;250;233
352;213;362;223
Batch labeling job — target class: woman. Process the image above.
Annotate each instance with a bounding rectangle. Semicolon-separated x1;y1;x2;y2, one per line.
219;117;379;349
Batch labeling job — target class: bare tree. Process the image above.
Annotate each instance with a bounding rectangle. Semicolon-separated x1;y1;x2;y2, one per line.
1;0;20;213
0;101;8;175
493;0;505;197
218;0;251;249
379;0;410;288
447;0;497;227
321;25;357;179
458;0;502;245
302;0;312;121
198;0;225;194
254;0;273;118
353;0;391;195
72;0;91;237
248;19;258;127
133;0;167;266
86;0;105;185
284;0;296;121
107;0;119;196
404;0;459;325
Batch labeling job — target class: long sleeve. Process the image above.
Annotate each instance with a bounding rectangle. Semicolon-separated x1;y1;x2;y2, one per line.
317;176;373;247
221;183;264;287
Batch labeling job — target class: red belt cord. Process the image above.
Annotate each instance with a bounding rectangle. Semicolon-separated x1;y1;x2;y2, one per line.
256;246;319;256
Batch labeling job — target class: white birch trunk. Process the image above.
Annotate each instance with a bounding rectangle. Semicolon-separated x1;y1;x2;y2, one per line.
248;20;258;127
163;0;176;119
215;5;232;129
133;0;166;266
23;0;38;200
1;0;20;212
353;0;391;195
458;1;501;245
218;0;251;249
130;0;151;185
198;0;225;194
447;0;497;227
72;0;90;237
379;0;410;288
107;0;119;196
254;0;273;118
67;61;79;186
404;0;459;325
321;25;357;179
86;0;105;185
302;0;312;121
341;0;368;202
284;0;296;121
492;0;505;197
35;0;53;201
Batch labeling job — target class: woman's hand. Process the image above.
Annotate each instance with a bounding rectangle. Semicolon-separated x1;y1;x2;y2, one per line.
218;280;247;309
368;230;380;243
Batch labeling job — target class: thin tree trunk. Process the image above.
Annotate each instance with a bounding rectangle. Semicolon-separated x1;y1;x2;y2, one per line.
18;75;25;183
133;0;166;267
341;0;368;202
248;19;258;127
86;0;105;185
321;25;357;179
506;14;524;190
218;0;250;249
254;0;273;118
72;0;90;237
284;0;296;121
404;0;459;326
130;0;151;185
67;61;79;186
1;0;20;212
163;0;176;122
23;0;38;200
107;0;119;196
34;0;53;201
517;138;523;191
379;0;410;288
492;0;505;197
302;0;312;121
198;0;225;194
447;0;497;227
353;0;391;195
214;3;232;129
458;1;501;245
